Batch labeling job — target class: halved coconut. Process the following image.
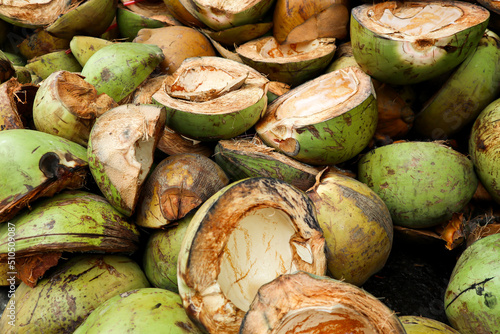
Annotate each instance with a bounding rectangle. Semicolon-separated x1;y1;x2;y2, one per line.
18;29;70;60
256;66;377;165
163;0;205;27
0;78;37;130
178;0;275;31
399;315;460;333
69;36;114;67
236;36;336;87
203;22;273;46
177;177;327;333
25;50;82;80
87;104;166;216
152;56;268;141
0;0;72;28
350;1;489;85
240;271;405;333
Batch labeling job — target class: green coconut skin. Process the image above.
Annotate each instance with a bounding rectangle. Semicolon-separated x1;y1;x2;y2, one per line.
116;7;168;41
399;315;460;334
0;191;140;258
81;43;164;102
350;3;489;85
0;255;150;334
469;98;500;204
25;51;83;80
205;22;273;46
358;141;478;228
415;30;500;139
73;288;203;334
0;129;88;223
143;214;192;292
70;36;114;67
445;234;500;333
46;0;118;40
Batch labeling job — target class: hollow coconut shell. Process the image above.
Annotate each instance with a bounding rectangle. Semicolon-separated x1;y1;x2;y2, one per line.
350;1;489;85
177;177;327;333
469;97;500;204
81;42;164;103
178;0;276;31
135;153;229;229
143;214;192;292
162;0;205;27
0;0;72;28
69;36;114;67
25;50;82;80
357;141;478;228
0;190;140;260
306;171;393;286
133;26;216;75
73;288;202;333
0;78;37;130
0;129;88;223
399;315;460;333
152;56;268;141
203;21;273;47
157;125;214;157
214;137;321;191
46;0;118;40
87;104;166;216
236;36;337;87
415;29;500;139
18;29;70;60
116;6;170;42
0;255;150;334
256;66;377;165
445;233;500;333
33;70;118;146
240;271;405;333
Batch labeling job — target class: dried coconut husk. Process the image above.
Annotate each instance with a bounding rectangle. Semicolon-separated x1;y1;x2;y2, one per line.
0;78;37;131
157;126;214;157
0;0;72;28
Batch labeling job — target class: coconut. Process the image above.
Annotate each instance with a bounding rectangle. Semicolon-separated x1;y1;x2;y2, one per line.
33;70;118;146
0;0;72;28
399;315;460;333
306;171;393;286
157;126;214;157
214;136;321;191
256;66;377;165
415;29;500;139
162;0;206;27
0;78;37;130
73;288;203;333
0;255;150;333
469;97;500;204
25;50;82;80
136;153;229;229
358;141;478;228
152;56;268;141
273;0;349;44
69;36;114;67
0;129;88;223
203;22;273;46
350;1;489;85
240;271;405;333
445;233;500;333
177;177;327;333
116;6;173;41
87;104;166;216
17;29;70;60
178;0;275;31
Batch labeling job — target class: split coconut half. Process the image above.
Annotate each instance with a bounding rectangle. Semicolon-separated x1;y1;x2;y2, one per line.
177;177;326;333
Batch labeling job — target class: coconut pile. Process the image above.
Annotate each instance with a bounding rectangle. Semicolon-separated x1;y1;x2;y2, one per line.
0;0;499;333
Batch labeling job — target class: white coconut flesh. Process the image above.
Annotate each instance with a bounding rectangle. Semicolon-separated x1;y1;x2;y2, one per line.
0;0;71;27
193;0;259;12
217;207;317;312
238;37;336;63
273;305;377;334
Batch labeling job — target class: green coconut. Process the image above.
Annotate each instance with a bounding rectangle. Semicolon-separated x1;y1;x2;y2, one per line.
306;171;393;286
18;29;70;60
73;288;203;333
0;254;150;333
46;0;118;40
152;56;268;141
445;233;500;333
0;129;88;223
143;214;192;292
116;6;169;41
214;137;321;191
415;30;500;139
350;1;489;85
469;98;500;204
178;0;275;31
69;36;115;67
203;22;273;46
236;36;337;87
81;42;164;103
399;315;460;333
177;177;326;333
136;153;229;229
87;104;166;216
358;141;478;228
256;66;377;165
240;271;406;333
33;70;118;146
0;190;140;259
25;50;82;80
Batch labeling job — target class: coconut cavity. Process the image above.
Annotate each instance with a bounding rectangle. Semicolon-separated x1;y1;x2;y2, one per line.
273;306;378;334
259;38;321;59
218;207;299;312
